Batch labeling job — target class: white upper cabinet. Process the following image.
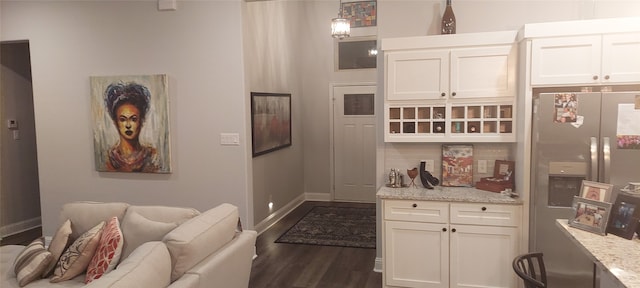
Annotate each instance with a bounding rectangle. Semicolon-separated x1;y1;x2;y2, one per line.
385;33;517;101
386;50;449;101
523;17;640;86
531;33;640;85
449;45;516;99
382;31;518;143
601;33;640;83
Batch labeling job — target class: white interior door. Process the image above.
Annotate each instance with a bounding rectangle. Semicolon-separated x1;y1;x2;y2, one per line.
333;85;376;202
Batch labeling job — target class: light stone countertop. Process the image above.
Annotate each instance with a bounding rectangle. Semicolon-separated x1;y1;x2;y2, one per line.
377;186;523;205
556;220;640;288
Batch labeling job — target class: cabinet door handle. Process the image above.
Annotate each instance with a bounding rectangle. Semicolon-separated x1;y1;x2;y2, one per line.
451;92;457;97
593;75;599;80
452;228;457;233
412;203;417;208
481;207;487;211
442;228;447;232
604;75;610;80
441;92;446;97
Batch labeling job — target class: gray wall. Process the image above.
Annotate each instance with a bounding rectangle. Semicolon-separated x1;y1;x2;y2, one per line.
244;1;306;223
1;1;253;236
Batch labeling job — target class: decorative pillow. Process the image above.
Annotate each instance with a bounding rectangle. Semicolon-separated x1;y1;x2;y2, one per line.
50;221;105;283
43;219;72;277
85;217;124;283
13;237;52;287
120;211;178;259
163;203;238;282
60;202;128;239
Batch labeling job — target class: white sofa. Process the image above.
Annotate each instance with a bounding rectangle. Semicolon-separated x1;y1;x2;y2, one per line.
0;201;257;288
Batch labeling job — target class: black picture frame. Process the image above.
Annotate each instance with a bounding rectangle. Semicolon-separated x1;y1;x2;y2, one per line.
251;92;292;157
607;193;640;240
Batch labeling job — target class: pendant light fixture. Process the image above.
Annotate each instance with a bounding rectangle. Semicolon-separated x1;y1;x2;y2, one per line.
331;0;350;39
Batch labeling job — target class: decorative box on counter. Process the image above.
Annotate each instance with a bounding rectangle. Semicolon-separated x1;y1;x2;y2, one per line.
476;160;515;193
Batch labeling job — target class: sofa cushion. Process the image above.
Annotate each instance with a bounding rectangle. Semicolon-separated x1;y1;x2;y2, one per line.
163;203;238;282
59;202;129;239
85;217;123;283
126;205;200;224
51;221;104;283
43;219;72;277
13;237;52;287
120;211;178;259
83;241;171;288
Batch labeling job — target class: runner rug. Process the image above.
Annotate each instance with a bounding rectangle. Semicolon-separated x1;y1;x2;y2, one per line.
275;206;376;249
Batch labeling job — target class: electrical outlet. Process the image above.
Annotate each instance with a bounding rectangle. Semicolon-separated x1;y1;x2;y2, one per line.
425;160;435;172
478;160;487;173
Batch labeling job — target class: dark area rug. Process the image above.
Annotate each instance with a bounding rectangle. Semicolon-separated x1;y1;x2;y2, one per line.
275;206;376;249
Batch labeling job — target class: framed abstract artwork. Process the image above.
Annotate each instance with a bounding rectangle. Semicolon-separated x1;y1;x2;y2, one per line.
251;92;292;157
90;74;172;173
341;1;377;28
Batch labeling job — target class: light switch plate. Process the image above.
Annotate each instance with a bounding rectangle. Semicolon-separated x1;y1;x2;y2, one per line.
424;160;435;172
220;133;240;146
478;160;487;174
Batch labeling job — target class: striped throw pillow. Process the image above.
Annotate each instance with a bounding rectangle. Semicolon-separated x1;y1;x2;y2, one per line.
13;237;53;287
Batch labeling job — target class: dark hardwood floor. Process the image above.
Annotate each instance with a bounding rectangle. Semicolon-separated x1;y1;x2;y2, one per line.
249;201;382;288
0;227;42;246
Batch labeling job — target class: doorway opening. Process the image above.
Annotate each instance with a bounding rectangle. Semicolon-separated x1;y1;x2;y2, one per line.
0;40;42;242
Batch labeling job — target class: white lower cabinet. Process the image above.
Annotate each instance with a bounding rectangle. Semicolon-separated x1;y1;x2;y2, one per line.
385;221;449;288
382;199;521;288
449;225;518;288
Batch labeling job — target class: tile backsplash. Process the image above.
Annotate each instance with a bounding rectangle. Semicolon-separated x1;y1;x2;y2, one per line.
384;142;515;186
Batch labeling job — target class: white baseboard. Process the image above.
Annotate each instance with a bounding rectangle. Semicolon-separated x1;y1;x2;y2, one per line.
304;192;331;201
0;217;42;238
253;194;306;235
374;257;383;273
253;192;332;235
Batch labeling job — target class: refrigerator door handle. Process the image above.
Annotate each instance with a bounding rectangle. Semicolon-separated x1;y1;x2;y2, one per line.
603;137;611;183
590;137;598;181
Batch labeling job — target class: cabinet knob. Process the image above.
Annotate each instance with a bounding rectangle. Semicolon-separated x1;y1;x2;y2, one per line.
442;228;447;232
451;92;457;97
604;75;610;80
452;228;457;233
441;92;446;97
412;203;417;208
593;75;599;80
481;207;487;211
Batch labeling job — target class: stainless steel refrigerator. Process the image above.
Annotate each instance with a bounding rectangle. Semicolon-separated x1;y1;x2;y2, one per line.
530;88;640;288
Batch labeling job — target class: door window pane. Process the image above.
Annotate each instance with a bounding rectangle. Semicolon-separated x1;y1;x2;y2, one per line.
344;94;374;115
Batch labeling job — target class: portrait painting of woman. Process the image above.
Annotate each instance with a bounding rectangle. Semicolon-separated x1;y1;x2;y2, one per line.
91;74;171;173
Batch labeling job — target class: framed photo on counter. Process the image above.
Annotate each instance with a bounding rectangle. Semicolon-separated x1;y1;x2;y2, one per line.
607;193;640;240
569;196;612;235
579;180;614;202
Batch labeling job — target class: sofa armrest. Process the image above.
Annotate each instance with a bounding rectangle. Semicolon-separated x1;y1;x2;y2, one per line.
85;241;171;288
168;230;257;288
